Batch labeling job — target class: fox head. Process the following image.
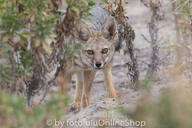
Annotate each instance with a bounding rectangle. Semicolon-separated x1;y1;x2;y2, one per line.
76;16;117;69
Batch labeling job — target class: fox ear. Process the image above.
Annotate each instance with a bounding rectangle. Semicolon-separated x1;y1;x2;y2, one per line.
102;16;117;40
76;24;89;41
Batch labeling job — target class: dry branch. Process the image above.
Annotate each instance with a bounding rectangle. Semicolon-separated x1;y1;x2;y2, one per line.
141;0;164;78
25;5;79;106
104;0;139;89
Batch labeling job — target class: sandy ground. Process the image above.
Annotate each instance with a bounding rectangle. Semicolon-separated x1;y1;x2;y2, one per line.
58;0;176;128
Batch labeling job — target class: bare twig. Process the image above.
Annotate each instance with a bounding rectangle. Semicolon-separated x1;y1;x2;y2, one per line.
105;0;139;89
141;0;164;78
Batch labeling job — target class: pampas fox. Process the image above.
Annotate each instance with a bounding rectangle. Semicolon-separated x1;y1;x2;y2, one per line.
57;6;117;111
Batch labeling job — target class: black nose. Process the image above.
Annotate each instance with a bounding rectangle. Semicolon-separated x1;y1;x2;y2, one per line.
95;61;102;68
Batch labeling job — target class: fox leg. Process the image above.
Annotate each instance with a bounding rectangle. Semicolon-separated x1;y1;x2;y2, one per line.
82;70;96;108
103;63;116;98
70;71;84;111
57;72;72;94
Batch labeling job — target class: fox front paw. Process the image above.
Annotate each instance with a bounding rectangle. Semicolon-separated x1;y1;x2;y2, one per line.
109;93;116;98
69;101;81;112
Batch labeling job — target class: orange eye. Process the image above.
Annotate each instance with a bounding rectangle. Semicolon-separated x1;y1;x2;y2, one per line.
101;48;108;54
87;50;94;55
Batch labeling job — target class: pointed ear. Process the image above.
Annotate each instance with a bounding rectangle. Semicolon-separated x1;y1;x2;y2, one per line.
76;24;90;41
101;16;117;40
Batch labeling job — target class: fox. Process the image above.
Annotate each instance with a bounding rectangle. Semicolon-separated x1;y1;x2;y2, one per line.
56;6;118;111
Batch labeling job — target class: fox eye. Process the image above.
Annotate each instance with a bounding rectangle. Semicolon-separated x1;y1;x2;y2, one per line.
101;48;108;54
87;50;94;55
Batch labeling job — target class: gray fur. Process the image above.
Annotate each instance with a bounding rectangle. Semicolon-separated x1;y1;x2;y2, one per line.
82;6;110;31
83;6;121;51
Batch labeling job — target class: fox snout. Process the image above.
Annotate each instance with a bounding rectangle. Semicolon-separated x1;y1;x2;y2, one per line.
93;52;105;69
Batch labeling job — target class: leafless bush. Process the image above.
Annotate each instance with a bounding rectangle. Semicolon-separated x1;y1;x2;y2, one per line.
104;0;139;89
141;0;164;78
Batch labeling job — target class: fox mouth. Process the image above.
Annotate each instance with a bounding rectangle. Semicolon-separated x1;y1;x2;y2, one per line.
92;63;105;70
92;65;103;70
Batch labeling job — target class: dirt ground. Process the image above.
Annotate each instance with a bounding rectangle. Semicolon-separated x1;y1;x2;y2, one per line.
56;0;175;127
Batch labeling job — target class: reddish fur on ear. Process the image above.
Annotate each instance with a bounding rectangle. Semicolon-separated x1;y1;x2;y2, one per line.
108;23;116;37
101;16;117;40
